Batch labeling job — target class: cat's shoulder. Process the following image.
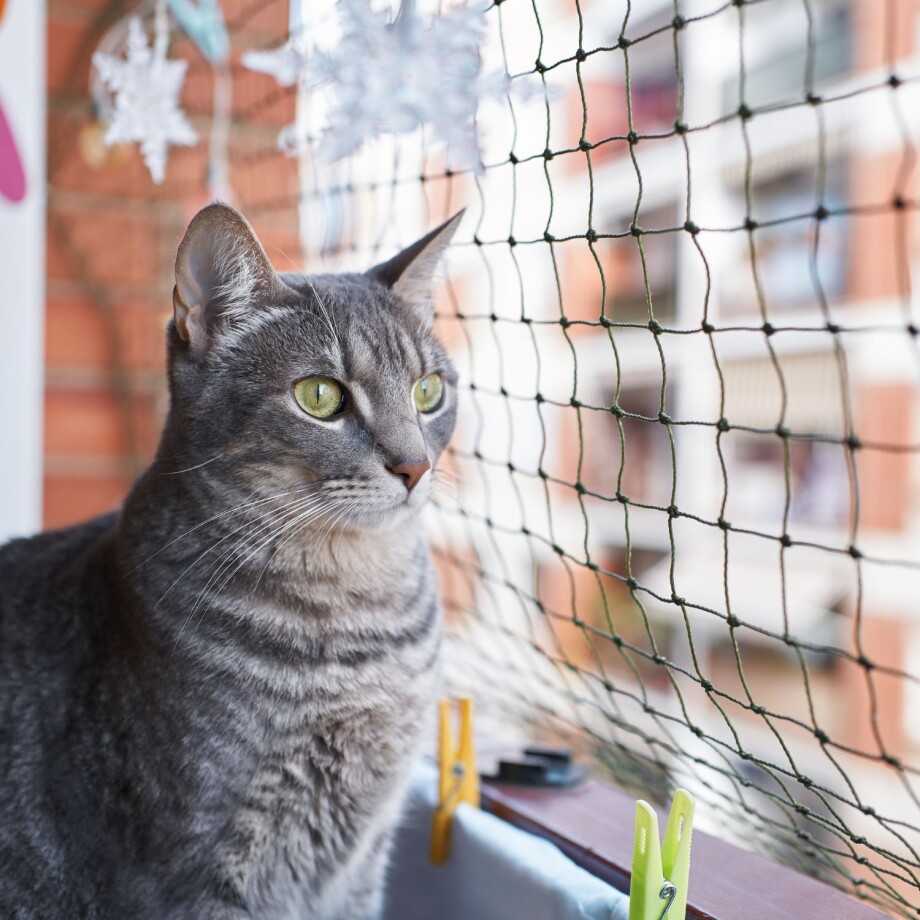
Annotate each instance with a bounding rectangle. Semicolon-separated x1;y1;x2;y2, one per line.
0;511;118;595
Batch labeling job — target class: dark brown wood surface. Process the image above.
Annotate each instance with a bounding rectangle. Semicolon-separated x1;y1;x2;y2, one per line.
480;777;894;920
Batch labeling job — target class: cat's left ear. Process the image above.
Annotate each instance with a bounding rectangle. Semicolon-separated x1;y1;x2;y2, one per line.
368;210;465;320
173;203;288;351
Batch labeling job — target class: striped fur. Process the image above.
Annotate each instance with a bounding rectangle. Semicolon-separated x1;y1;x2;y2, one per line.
0;207;458;918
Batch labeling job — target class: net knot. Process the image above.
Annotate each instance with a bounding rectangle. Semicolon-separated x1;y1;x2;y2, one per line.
780;533;793;547
575;48;587;62
738;102;753;121
683;219;700;235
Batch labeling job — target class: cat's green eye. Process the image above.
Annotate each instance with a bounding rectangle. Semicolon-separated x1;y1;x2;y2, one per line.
413;373;444;414
293;376;345;419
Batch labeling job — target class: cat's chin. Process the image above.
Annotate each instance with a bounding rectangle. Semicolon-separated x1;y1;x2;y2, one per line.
338;497;426;533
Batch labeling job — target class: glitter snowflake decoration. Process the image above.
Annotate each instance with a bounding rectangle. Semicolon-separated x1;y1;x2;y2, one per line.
93;10;197;184
244;0;501;170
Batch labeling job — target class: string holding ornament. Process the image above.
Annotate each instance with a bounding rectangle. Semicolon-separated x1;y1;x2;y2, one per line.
91;0;197;185
90;0;232;193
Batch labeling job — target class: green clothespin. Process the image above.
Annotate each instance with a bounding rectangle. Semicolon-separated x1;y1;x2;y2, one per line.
629;789;695;920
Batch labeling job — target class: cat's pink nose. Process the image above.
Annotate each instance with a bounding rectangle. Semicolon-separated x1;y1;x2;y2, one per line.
389;459;431;492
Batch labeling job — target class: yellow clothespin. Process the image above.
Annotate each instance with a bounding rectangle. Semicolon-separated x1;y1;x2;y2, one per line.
429;697;479;865
629;789;695;920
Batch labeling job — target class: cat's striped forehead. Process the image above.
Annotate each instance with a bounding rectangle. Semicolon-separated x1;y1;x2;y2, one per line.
267;271;449;385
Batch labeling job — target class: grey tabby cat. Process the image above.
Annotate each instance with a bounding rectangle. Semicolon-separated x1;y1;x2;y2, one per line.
0;204;461;919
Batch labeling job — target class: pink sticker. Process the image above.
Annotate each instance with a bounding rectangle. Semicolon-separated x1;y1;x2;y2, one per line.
0;98;26;203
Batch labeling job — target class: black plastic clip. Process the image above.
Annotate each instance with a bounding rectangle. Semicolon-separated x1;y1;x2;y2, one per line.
485;747;587;788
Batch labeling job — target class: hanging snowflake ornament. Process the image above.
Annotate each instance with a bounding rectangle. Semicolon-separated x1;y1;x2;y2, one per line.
244;0;516;171
92;3;197;184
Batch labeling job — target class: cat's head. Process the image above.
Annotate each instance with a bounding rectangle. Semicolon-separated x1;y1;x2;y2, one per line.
166;203;461;531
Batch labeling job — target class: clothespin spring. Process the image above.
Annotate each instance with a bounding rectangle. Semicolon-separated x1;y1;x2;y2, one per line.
658;881;677;919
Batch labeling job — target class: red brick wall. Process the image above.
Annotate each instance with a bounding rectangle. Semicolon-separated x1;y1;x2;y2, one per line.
44;0;302;530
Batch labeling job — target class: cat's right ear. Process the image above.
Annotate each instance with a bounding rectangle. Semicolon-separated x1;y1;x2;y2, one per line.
173;203;284;351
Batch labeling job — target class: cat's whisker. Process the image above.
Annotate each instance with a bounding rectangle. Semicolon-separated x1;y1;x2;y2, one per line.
430;475;461;500
303;274;339;340
157;453;225;475
179;496;356;646
246;495;356;600
153;490;326;613
131;481;323;574
182;493;352;633
182;493;333;612
167;492;331;641
171;499;333;652
431;476;461;492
